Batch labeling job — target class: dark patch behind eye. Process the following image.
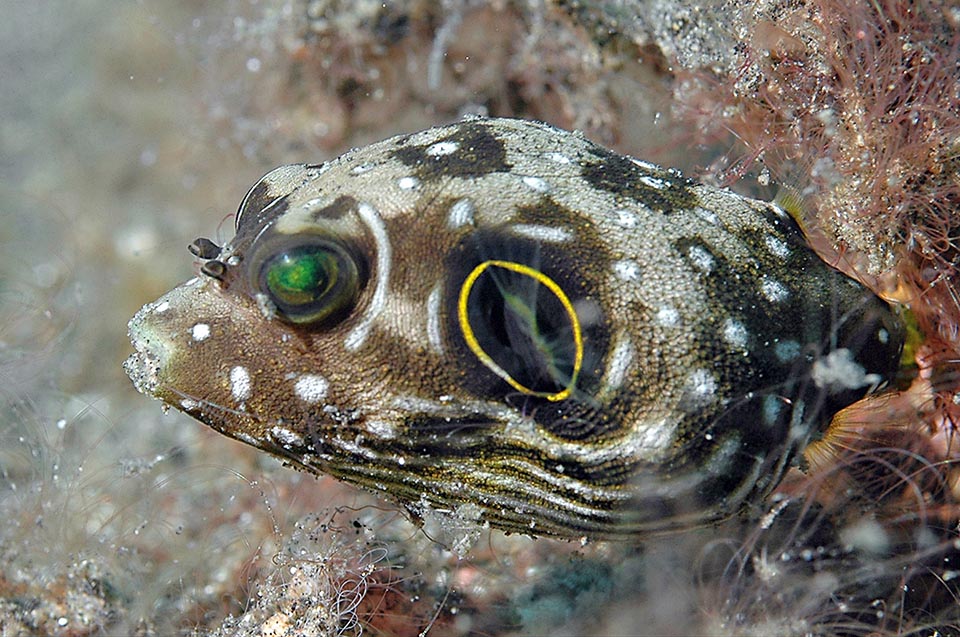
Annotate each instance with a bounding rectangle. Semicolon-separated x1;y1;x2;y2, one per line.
310;195;357;221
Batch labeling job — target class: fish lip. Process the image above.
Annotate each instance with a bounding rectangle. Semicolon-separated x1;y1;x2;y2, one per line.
124;299;174;397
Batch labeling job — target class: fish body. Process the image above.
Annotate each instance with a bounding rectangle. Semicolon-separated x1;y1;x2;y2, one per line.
125;117;903;538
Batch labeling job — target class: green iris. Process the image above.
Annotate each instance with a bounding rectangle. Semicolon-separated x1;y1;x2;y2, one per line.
259;241;362;325
267;251;335;304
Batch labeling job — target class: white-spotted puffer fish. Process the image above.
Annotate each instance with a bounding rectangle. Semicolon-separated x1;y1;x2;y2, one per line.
125;117;904;539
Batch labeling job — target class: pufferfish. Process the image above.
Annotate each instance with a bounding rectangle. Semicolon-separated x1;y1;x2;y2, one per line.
125;117;904;539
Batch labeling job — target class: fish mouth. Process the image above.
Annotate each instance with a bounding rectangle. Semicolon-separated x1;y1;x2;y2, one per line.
124;296;177;397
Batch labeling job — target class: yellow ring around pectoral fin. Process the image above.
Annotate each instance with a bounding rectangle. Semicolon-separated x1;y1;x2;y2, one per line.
457;259;583;402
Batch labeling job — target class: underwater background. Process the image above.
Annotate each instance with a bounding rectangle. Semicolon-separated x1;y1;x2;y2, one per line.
2;1;959;635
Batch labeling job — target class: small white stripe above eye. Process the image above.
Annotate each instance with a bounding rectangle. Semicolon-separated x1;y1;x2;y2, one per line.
447;198;476;229
426;283;445;355
511;224;571;242
345;203;391;351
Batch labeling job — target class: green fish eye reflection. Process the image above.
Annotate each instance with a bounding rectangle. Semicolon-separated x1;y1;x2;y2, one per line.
267;249;335;305
260;242;361;324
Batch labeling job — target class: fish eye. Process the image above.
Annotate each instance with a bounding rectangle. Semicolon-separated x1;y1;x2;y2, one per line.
255;238;364;326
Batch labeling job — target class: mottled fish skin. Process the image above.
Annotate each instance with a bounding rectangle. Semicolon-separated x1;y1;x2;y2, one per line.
125;117;904;539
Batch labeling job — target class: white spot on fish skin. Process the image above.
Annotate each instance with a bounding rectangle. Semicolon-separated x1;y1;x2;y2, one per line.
723;318;749;349
687;246;715;274
762;394;785;425
350;163;376;175
181;398;200;410
310;162;332;177
426;284;444;355
270;426;304;447
254;292;279;320
543;151;572;164
770;203;790;220
760;277;790;303
601;333;634;393
230;366;251;402
521;175;551;193
426;141;459;156
366;419;397;439
811;348;882;391
153;300;170;314
294;374;329;403
632;417;677;454
629;157;659;171
397;176;419;190
765;235;791;259
190;323;211;341
655;305;680;327
511;224;572;242
877;328;889;344
638;175;667;189
614;209;639;228
684;369;717;404
613;259;641;282
774;339;801;362
703;434;740;476
303;197;323;209
235;431;259;446
692;207;719;225
345;202;391;351
447;198;476;229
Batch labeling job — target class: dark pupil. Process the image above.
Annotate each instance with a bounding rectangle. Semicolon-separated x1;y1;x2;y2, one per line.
266;248;336;306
